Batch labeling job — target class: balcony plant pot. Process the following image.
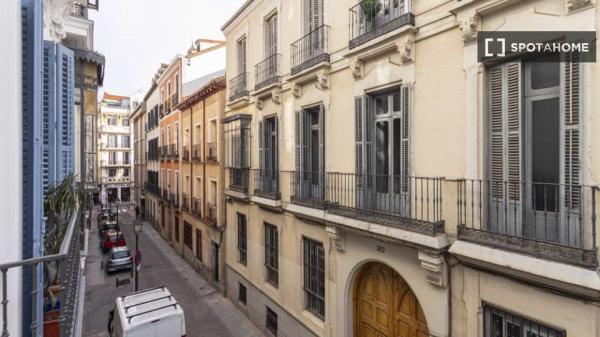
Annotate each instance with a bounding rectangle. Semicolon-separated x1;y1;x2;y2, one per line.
44;310;60;337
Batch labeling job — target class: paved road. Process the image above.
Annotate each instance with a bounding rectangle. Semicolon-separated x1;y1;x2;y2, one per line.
82;207;264;337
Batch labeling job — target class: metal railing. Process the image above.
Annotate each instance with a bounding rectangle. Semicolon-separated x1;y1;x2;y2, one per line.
182;146;190;161
349;0;414;48
291;25;330;75
253;169;280;199
255;54;281;90
228;168;250;193
457;179;598;268
206;203;217;226
160;145;168;159
192;198;202;218
206;143;217;162
162;188;169;201
326;173;444;235
145;182;160;195
191;144;202;161
290;170;326;209
171;94;179;108
229;72;249;102
1;207;82;337
181;193;189;211
169;144;178;159
71;3;87;17
169;192;178;207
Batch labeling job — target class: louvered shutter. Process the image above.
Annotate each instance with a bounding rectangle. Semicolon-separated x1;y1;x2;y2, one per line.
400;84;411;194
563;56;580;209
318;104;325;198
42;42;54;193
488;62;522;234
259;120;264;171
295;110;304;197
57;44;75;181
312;0;322;30
355;96;364;187
274;117;279;173
272;15;278;56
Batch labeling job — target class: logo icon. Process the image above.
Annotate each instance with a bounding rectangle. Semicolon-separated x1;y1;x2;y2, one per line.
484;37;506;57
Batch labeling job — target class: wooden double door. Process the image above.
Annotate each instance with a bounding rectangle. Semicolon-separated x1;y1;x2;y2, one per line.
354;263;429;337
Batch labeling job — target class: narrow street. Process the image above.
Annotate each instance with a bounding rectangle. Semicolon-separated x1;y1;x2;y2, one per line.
82;207;264;337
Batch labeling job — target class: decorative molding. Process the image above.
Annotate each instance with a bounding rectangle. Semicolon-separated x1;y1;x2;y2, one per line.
326;226;345;252
43;0;72;42
272;87;281;104
567;0;593;11
349;58;364;79
316;70;329;90
396;34;415;64
418;251;446;287
292;83;302;98
255;99;264;110
459;15;480;44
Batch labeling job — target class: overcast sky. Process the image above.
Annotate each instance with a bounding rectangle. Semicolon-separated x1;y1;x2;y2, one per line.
89;0;245;97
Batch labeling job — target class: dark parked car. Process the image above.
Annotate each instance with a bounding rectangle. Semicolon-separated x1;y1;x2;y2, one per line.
100;230;126;254
106;247;133;274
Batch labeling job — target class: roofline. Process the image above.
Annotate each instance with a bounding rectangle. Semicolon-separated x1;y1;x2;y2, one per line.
155;55;183;85
175;76;226;111
221;0;256;32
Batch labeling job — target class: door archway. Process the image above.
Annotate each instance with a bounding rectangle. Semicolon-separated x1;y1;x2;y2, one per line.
353;262;429;337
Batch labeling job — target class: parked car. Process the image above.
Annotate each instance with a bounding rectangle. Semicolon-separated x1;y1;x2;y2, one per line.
97;208;108;221
108;287;186;337
106;246;133;274
99;220;119;238
101;230;126;254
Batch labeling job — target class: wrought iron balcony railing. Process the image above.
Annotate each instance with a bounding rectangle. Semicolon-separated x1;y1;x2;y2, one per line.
191;144;202;161
326;173;444;235
253;169;280;200
145;182;160;195
229;72;249;102
291;25;330;75
171;93;179;108
206;142;217;162
169;144;178;159
228;168;250;193
349;0;414;49
206;202;217;226
255;54;281;91
169;192;178;207
290;170;326;209
71;3;88;17
160;145;168;159
182;146;190;161
192;197;202;218
457;179;598;268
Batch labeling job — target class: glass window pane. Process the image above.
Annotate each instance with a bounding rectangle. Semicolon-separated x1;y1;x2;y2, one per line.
376;121;389;192
531;98;559;212
375;96;388;115
531;62;559;90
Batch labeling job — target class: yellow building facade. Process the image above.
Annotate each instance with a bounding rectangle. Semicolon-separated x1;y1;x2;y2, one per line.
221;0;600;337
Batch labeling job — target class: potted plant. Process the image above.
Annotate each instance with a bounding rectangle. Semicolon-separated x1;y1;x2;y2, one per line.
360;0;381;33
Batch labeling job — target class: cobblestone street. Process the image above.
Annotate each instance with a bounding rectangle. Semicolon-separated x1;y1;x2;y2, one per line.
82;207;264;337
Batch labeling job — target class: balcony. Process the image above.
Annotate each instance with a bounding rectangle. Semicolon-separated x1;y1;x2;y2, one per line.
161;188;169;201
326;173;444;235
191;197;202;218
253;169;280;200
191;144;202;161
349;0;415;49
71;3;88;18
169;144;178;160
206;202;217;226
171;94;179;108
182;146;190;161
182;193;190;210
291;25;330;75
457;180;598;268
145;182;160;196
206;142;217;162
160;145;168;159
229;72;249;102
289;171;326;209
228;168;250;193
169;192;178;207
255;54;281;91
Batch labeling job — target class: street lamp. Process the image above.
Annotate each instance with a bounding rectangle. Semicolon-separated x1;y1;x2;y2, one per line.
133;220;143;291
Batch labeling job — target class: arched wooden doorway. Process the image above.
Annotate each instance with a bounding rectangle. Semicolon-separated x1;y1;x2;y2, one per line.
353;262;429;337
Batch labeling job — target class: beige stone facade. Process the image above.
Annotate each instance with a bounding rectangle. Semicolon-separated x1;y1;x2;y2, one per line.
221;0;600;337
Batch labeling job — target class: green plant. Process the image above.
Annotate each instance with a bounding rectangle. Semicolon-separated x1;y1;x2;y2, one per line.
360;0;381;31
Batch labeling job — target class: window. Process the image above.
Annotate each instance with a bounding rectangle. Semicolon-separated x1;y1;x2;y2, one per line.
108;168;116;177
484;304;565;337
303;238;325;320
224;116;251;168
196;229;203;261
304;0;323;34
107;135;117;148
266;307;278;336
258;117;279;194
264;223;278;287
123;151;130;164
237;213;247;265
123;168;129;177
184;222;193;248
122;135;130;148
107;117;116;125
236;36;247;74
295;106;325;201
238;283;247;305
122;118;129;126
265;14;278;57
175;218;180;242
108;151;117;165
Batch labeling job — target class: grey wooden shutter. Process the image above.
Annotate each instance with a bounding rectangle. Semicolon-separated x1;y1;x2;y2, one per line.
312;0;322;30
274;117;279;173
563;56;581;209
489;66;504;199
355;96;364;186
506;62;521;203
400;84;411;194
318;104;325;196
259;120;264;170
295;111;303;172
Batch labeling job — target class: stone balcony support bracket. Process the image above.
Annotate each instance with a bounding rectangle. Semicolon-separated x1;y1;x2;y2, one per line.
326;226;345;252
418;251;446;287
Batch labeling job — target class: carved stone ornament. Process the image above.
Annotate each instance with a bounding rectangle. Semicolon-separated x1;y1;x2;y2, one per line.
43;0;72;42
316;70;329;90
349;58;364;79
292;83;302;98
326;226;345;252
396;35;415;64
567;0;592;11
255;99;264;110
272;87;281;104
459;15;480;44
418;251;446;287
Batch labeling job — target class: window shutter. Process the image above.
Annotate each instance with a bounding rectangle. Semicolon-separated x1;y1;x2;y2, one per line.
312;0;322;30
318;104;325;192
274;117;279;173
505;62;521;202
42;42;54;194
272;16;278;55
489;65;504;198
563;56;581;209
400;84;411;193
259;120;264;170
355;96;364;187
295;110;303;172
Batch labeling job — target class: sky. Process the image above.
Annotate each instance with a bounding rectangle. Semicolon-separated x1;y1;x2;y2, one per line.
89;0;245;97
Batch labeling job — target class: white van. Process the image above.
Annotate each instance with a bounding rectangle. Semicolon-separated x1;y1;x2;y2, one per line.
108;286;186;337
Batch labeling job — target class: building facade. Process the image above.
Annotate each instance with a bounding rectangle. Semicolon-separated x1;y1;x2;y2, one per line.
221;1;600;337
145;75;162;227
131;101;146;215
98;93;133;204
177;76;227;291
